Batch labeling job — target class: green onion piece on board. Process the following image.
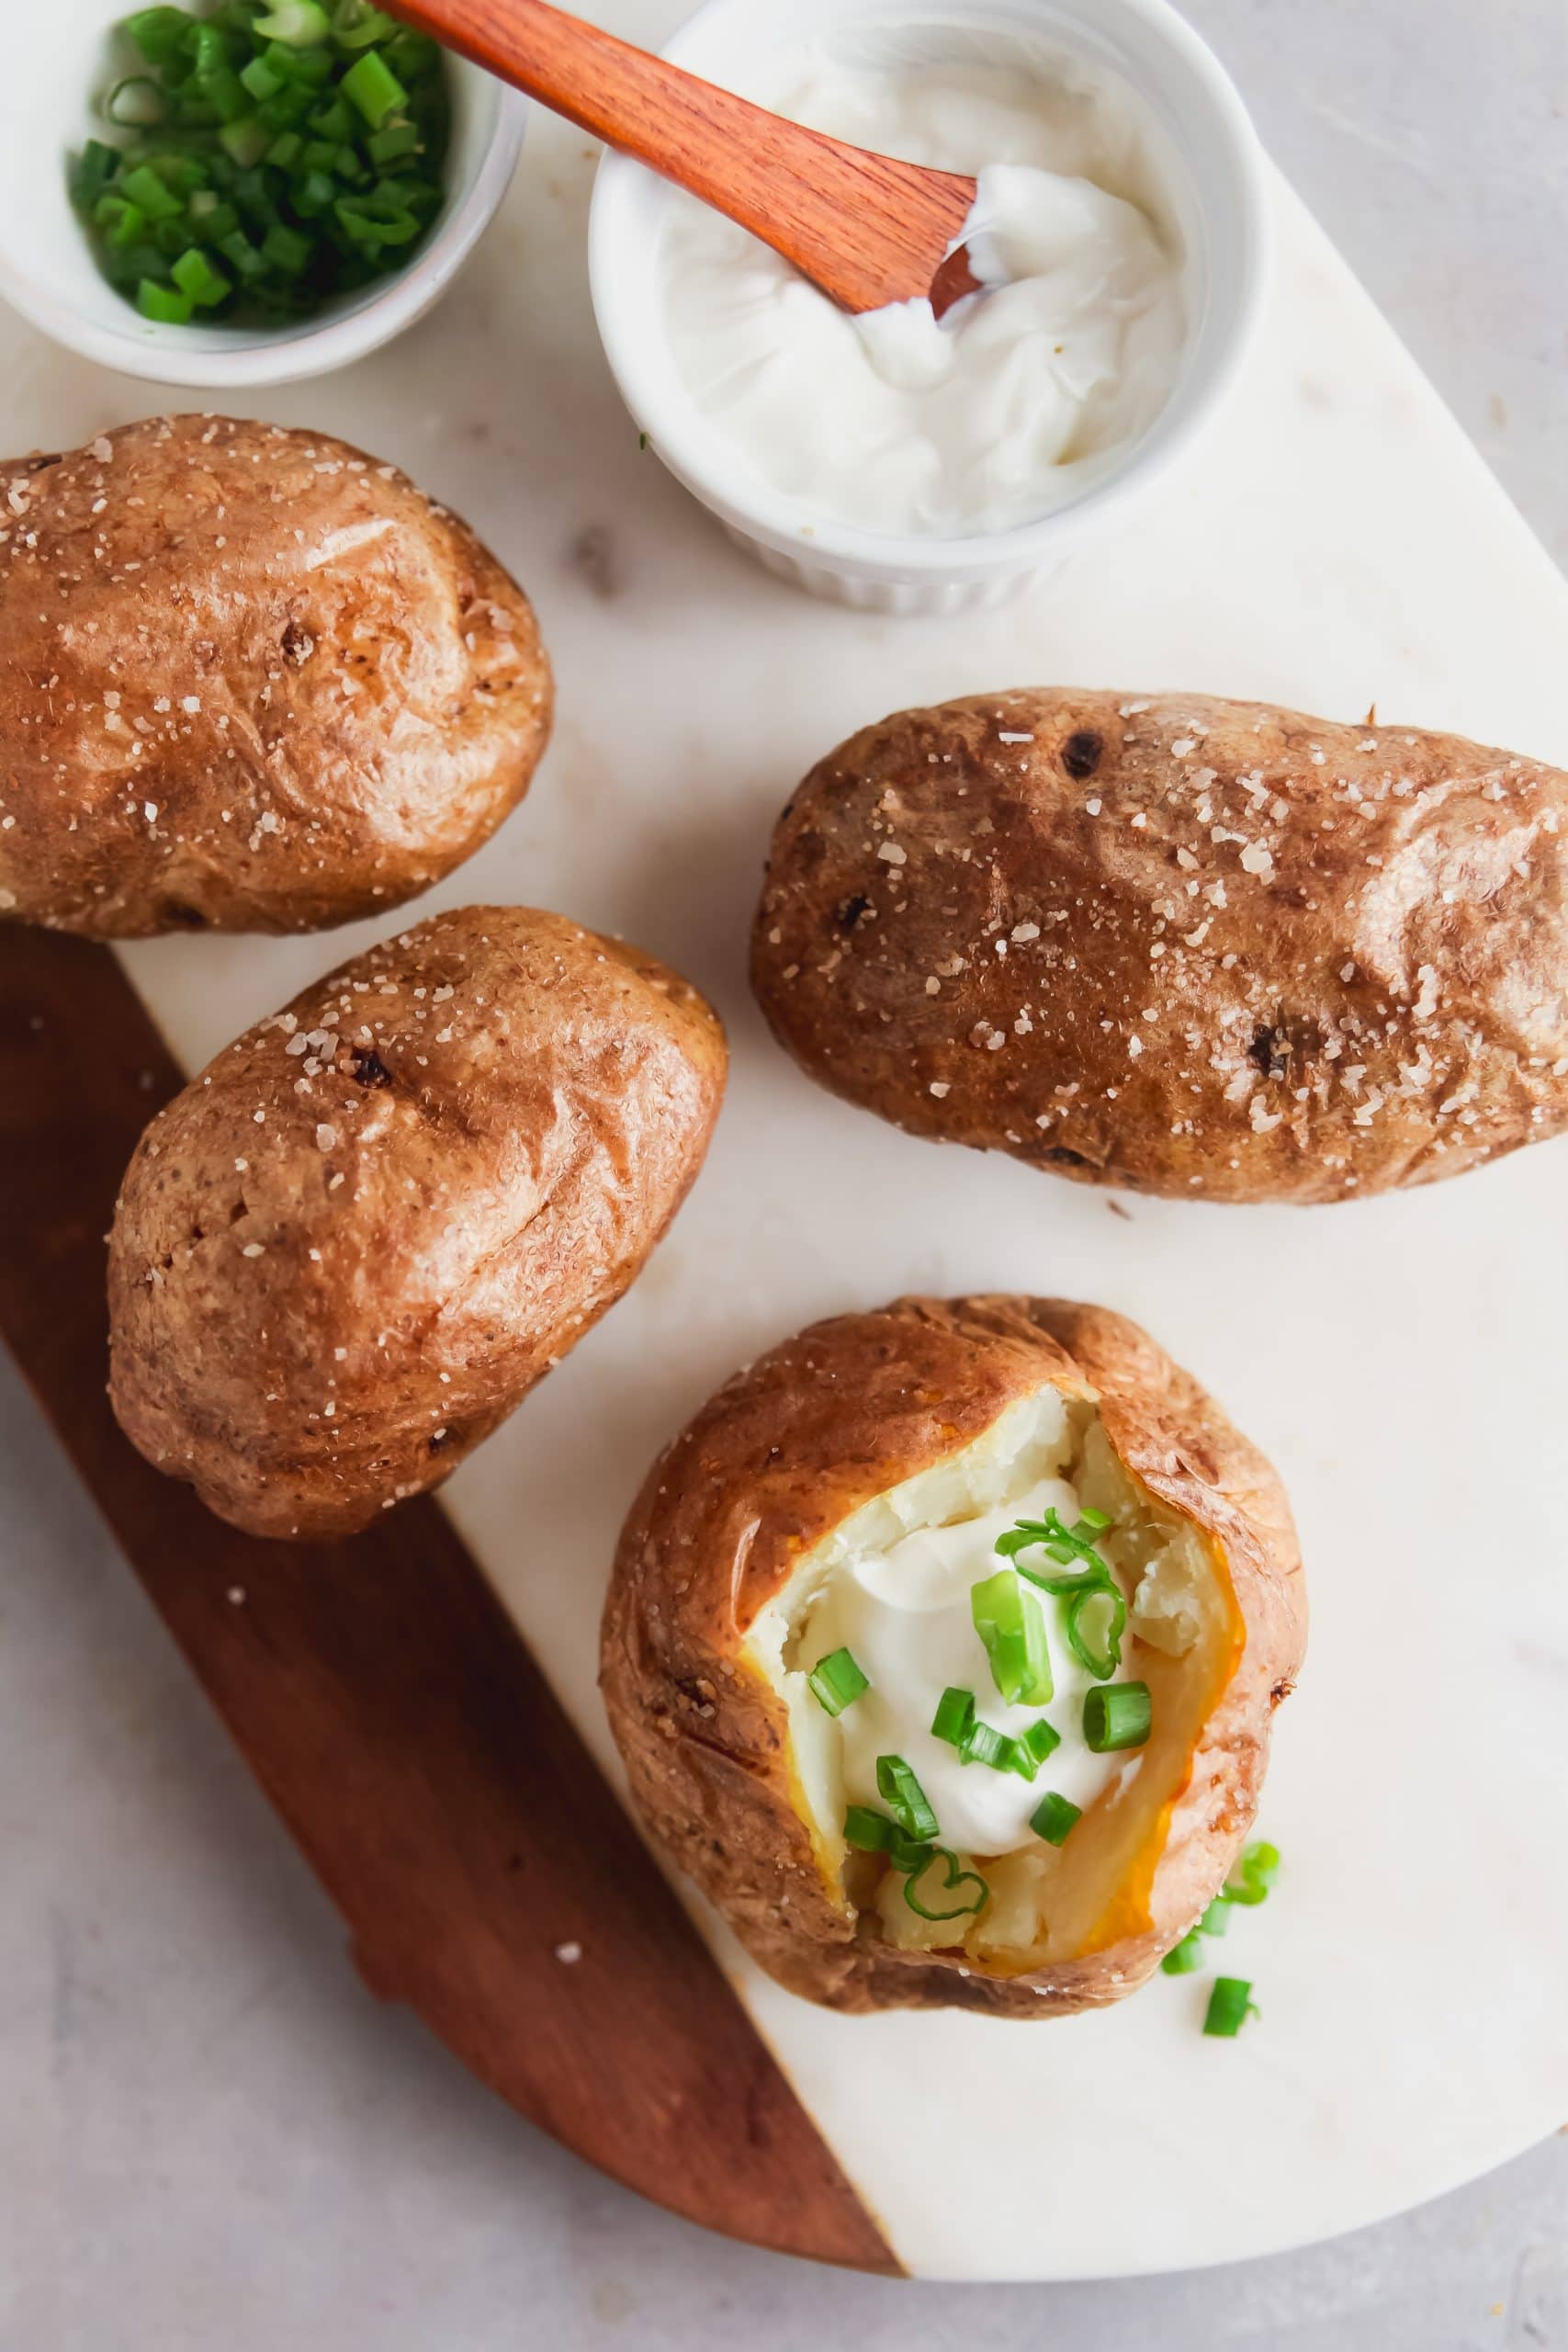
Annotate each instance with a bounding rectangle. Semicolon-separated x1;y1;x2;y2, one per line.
1224;1839;1281;1905
971;1567;1053;1706
931;1686;976;1747
842;1805;894;1854
903;1848;989;1922
875;1754;939;1843
1083;1680;1151;1753
1030;1791;1083;1847
1203;1976;1259;2037
1161;1931;1205;1975
806;1646;869;1717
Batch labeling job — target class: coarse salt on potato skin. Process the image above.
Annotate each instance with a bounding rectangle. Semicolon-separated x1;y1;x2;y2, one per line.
601;1295;1304;2016
750;689;1568;1204
0;415;552;937
107;906;726;1540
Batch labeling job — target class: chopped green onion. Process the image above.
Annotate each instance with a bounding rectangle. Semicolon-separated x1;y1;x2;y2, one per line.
1224;1839;1281;1905
367;119;423;166
136;277;195;322
219;116;271;167
843;1804;894;1853
903;1847;989;1922
261;220;313;275
888;1827;934;1874
332;0;400;45
119;162;184;220
1017;1717;1061;1768
971;1568;1053;1706
172;245;231;306
1199;1897;1231;1937
1030;1791;1083;1847
1203;1976;1259;2037
94;194;149;249
72;140;121;208
253;0;331;45
875;1754;939;1844
341;47;407;127
1082;1680;1152;1752
1064;1580;1127;1680
126;7;193;68
107;76;167;129
240;53;287;103
958;1718;1013;1773
931;1686;976;1747
807;1646;869;1717
1161;1931;1204;1974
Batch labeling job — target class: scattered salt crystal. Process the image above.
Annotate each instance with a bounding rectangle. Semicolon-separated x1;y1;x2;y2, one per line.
876;842;907;865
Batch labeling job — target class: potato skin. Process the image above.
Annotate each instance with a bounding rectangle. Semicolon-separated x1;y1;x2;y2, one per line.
0;415;551;936
601;1295;1304;2017
750;690;1568;1203
108;907;725;1539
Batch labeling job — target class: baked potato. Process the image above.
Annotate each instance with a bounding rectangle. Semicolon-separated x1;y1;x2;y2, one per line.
108;906;725;1539
602;1294;1303;2016
0;414;551;936
750;689;1568;1203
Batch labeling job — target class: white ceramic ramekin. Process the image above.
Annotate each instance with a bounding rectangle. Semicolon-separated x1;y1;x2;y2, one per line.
0;0;525;390
591;0;1269;614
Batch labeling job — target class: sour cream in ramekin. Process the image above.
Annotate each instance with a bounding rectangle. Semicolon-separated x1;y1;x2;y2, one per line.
659;44;1188;538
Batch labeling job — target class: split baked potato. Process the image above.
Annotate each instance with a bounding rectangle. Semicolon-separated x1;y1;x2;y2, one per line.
750;689;1568;1203
0;415;551;936
108;906;725;1538
602;1295;1304;2015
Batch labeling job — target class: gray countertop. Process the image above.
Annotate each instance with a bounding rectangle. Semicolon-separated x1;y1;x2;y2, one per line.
4;3;1566;2345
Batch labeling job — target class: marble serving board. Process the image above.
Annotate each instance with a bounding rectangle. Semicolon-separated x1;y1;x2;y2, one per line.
5;0;1567;2282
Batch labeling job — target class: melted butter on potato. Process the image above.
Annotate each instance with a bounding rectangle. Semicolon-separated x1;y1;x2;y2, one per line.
0;415;552;937
750;688;1568;1203
107;906;725;1539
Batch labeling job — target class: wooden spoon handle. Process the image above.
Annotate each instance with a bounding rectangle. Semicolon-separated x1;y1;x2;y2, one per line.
389;0;976;311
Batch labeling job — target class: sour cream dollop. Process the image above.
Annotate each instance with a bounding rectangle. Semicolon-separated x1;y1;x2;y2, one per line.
802;1472;1138;1858
659;49;1188;538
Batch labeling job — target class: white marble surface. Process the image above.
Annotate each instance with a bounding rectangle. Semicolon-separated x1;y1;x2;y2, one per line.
4;0;1568;2339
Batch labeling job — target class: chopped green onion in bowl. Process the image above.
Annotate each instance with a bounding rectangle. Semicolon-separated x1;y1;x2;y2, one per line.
69;0;450;328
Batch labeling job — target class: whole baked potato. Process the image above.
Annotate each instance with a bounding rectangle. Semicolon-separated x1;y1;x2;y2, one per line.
0;415;551;936
602;1295;1304;2016
109;906;725;1538
750;690;1568;1203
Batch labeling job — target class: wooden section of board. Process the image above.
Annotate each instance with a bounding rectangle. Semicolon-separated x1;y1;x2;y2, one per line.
0;923;898;2277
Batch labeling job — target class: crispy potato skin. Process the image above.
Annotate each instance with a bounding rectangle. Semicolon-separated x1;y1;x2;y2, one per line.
108;907;725;1539
0;415;552;936
750;690;1568;1203
601;1295;1304;2016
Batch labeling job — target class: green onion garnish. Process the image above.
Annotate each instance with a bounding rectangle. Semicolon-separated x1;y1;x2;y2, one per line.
68;0;449;329
1030;1791;1083;1847
1199;1897;1231;1937
1064;1581;1127;1679
807;1646;869;1717
903;1847;989;1922
1161;1930;1205;1974
875;1754;939;1844
971;1567;1053;1706
931;1686;976;1747
958;1717;1013;1772
1082;1680;1152;1752
1224;1839;1281;1905
843;1804;894;1853
1202;1976;1259;2037
1018;1717;1061;1768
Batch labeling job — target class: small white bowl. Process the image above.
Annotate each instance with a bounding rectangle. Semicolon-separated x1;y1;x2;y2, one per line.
591;0;1269;614
0;0;525;390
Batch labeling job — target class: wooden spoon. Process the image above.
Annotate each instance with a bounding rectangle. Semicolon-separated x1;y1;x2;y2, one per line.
388;0;984;313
